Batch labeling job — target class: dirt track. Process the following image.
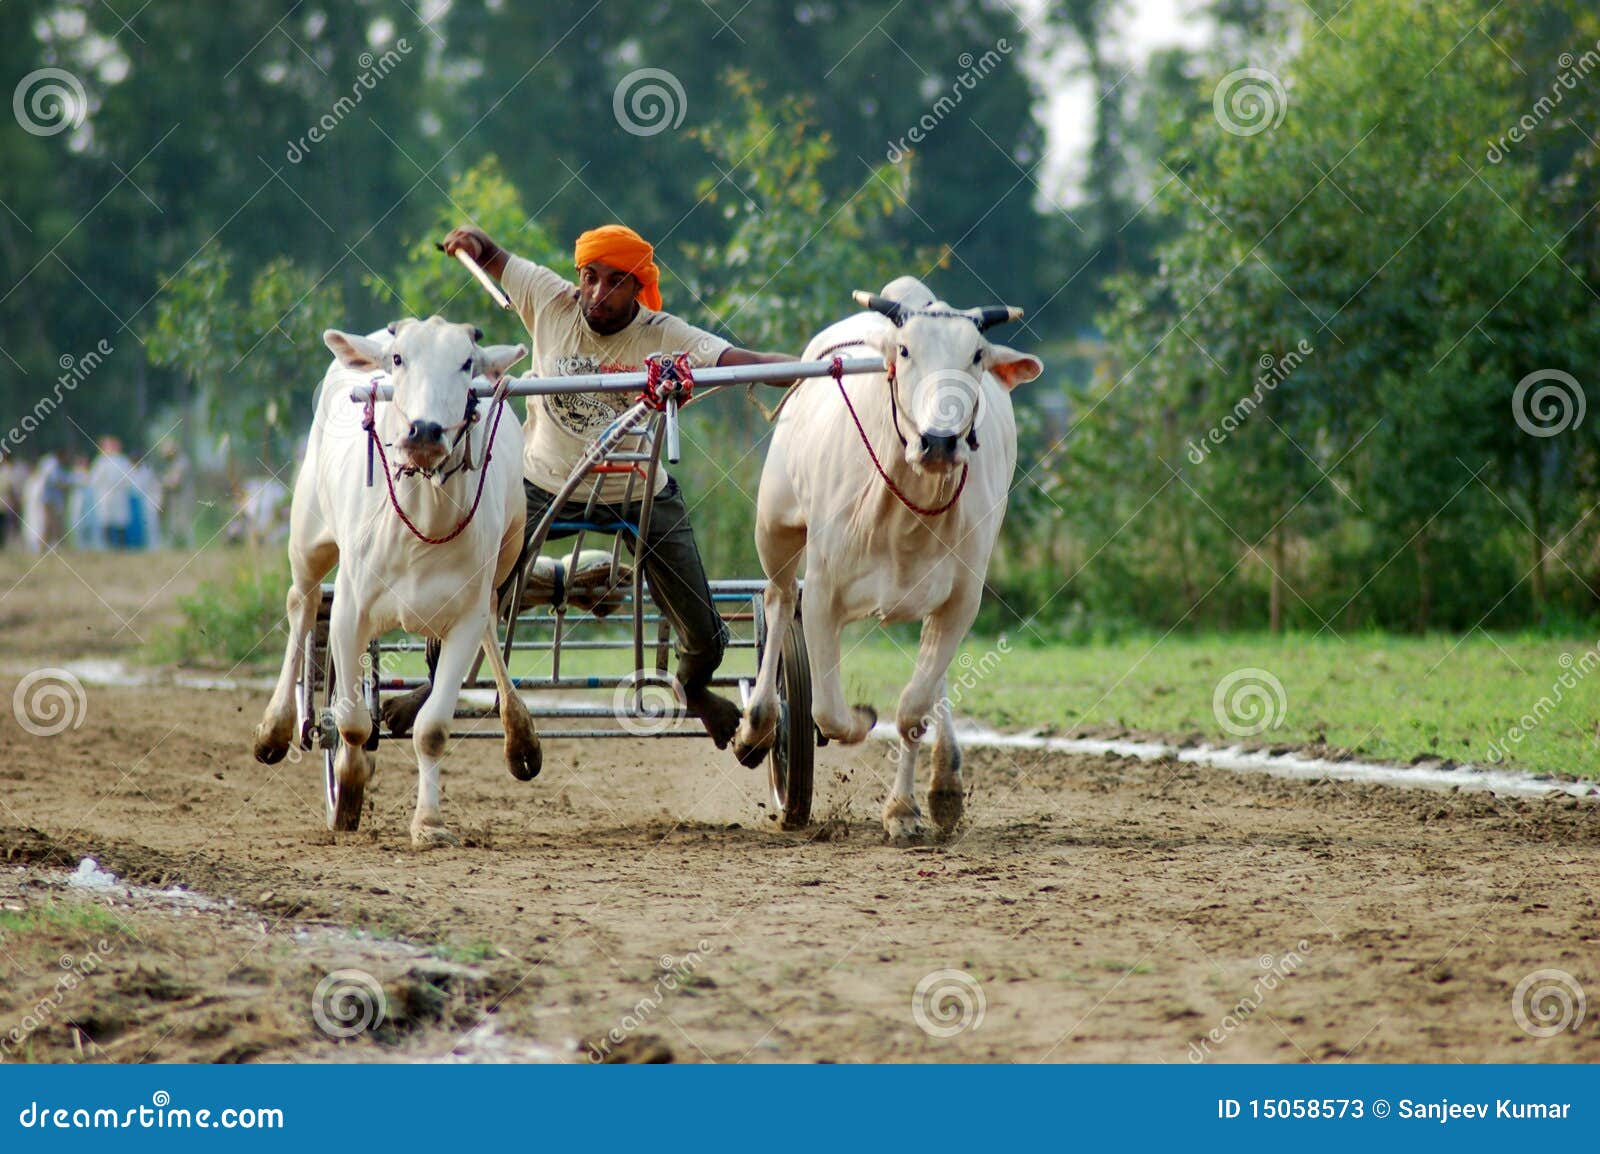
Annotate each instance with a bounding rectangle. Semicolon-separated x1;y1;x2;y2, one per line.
2;548;1598;1063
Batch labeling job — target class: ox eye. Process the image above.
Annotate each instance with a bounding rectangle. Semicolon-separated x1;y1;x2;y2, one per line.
972;350;982;365
392;353;402;367
461;359;473;373
898;345;910;359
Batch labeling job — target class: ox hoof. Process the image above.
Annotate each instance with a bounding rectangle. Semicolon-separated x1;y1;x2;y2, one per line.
732;737;770;770
928;787;965;835
882;796;925;843
816;704;877;746
253;732;289;765
410;821;460;849
382;683;431;737
505;735;542;782
732;699;777;768
845;703;879;744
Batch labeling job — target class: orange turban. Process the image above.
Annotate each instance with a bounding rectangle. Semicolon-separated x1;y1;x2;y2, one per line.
574;224;662;311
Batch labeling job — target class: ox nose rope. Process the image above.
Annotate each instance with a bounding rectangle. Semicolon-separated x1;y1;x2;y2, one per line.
362;376;511;545
829;355;967;518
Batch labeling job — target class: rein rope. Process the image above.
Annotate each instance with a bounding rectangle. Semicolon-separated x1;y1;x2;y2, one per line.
828;355;967;518
363;378;510;545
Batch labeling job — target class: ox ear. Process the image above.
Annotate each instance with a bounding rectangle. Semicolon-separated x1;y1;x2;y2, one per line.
324;329;389;372
984;342;1043;390
477;343;528;385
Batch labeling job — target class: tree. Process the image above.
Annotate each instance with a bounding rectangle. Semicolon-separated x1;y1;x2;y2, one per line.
1060;0;1600;631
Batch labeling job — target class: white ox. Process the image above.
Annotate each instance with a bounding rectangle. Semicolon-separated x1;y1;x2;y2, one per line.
253;317;538;847
733;277;1042;840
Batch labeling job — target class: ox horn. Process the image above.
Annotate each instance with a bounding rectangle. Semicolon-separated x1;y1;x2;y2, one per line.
852;289;907;326
972;305;1024;332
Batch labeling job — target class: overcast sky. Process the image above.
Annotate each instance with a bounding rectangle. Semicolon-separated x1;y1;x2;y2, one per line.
1016;0;1215;201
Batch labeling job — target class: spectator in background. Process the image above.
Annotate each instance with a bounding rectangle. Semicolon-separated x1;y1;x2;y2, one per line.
0;457;21;548
66;455;98;549
128;456;160;549
88;436;134;549
157;442;193;547
21;452;68;553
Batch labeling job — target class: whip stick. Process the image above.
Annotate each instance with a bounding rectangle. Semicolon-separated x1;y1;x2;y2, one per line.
435;242;514;312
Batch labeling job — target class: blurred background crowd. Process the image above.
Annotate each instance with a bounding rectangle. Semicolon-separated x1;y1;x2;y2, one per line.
0;441;287;553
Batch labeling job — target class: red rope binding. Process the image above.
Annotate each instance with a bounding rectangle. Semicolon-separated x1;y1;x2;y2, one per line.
363;382;510;545
829;355;966;517
642;352;695;411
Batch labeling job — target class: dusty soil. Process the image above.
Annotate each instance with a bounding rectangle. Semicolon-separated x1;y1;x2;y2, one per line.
2;548;1599;1064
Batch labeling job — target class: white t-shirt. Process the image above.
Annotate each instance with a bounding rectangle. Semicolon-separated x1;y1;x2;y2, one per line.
502;256;730;503
87;450;134;528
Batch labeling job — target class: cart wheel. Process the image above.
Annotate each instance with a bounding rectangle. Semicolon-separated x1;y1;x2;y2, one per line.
363;639;381;752
769;617;814;830
295;628;319;750
320;645;367;833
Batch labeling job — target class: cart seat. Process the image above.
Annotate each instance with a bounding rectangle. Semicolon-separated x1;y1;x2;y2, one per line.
516;548;632;617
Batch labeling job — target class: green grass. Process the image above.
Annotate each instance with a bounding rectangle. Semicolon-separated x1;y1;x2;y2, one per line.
0;900;129;940
831;628;1600;780
434;939;499;965
183;558;1600;779
147;548;288;668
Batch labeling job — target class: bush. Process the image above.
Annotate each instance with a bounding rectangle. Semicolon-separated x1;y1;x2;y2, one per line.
151;552;289;668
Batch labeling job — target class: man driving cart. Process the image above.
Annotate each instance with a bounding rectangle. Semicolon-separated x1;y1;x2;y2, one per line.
383;223;795;748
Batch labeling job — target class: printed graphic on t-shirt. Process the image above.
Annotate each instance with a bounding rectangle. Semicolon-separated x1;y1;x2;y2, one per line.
545;354;637;438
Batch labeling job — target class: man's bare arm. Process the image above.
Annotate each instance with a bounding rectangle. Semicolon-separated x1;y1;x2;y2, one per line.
717;346;799;387
441;225;511;281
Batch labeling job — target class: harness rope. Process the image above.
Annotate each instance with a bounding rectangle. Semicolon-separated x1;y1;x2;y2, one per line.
363;377;511;545
828;355;967;518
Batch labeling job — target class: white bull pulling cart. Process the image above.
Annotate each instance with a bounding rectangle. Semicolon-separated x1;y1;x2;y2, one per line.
292;325;885;834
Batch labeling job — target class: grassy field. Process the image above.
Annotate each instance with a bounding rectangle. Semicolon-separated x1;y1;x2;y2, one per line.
834;627;1600;780
363;617;1600;780
161;553;1600;779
